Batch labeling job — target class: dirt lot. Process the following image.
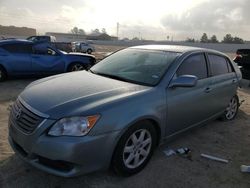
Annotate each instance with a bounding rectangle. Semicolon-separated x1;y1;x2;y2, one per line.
1;47;250;188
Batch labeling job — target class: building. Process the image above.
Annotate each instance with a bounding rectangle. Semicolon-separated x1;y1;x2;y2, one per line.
86;33;118;41
46;32;118;42
0;25;36;39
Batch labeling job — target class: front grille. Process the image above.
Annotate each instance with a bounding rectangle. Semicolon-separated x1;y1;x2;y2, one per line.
10;99;44;134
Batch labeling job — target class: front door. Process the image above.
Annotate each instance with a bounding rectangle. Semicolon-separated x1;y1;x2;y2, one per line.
166;53;214;136
32;44;64;73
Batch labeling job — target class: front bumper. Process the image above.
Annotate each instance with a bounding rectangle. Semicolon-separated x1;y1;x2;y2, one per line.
9;119;121;177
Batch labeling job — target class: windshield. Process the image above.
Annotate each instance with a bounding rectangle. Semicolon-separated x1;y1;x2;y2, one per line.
90;48;180;86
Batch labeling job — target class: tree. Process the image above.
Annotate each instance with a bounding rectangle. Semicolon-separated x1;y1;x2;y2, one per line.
131;37;140;41
200;33;208;43
91;28;101;35
78;29;85;35
210;35;219;43
222;34;244;44
101;28;107;34
185;38;195;43
70;27;85;35
233;37;244;44
222;34;234;43
71;27;79;34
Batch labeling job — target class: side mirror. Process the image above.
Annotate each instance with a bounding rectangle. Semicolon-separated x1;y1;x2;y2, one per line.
169;75;198;88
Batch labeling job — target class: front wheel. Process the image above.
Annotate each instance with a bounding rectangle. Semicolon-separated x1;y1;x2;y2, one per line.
112;121;157;176
221;95;239;121
68;63;87;72
87;49;93;54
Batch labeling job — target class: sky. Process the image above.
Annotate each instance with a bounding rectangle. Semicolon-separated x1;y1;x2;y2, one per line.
0;0;250;41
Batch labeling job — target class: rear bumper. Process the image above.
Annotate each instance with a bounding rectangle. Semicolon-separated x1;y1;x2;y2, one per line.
9;125;121;177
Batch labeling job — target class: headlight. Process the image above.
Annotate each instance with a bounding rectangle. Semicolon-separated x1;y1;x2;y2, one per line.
48;115;100;136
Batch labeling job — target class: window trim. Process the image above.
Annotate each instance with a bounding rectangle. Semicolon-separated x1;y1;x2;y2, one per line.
176;52;209;80
206;53;234;77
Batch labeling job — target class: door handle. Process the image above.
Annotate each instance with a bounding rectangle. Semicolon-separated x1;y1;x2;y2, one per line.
204;87;212;93
232;79;237;83
32;56;40;59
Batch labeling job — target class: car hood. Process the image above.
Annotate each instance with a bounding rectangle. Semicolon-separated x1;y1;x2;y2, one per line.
20;71;150;119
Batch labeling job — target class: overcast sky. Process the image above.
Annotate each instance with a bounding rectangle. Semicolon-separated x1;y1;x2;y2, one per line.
0;0;250;40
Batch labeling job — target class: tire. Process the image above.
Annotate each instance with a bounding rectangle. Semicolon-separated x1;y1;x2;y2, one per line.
87;49;93;54
221;95;239;121
0;67;7;82
112;121;157;176
68;63;87;72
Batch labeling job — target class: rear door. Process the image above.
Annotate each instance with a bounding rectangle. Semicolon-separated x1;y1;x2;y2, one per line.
31;43;64;73
166;53;214;136
206;53;238;114
1;43;32;73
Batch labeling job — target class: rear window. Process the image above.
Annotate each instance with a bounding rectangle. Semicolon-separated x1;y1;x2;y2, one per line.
2;43;32;53
208;54;231;76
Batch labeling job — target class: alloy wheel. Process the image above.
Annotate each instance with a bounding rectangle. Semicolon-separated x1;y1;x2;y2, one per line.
123;129;152;169
71;64;85;71
225;97;238;120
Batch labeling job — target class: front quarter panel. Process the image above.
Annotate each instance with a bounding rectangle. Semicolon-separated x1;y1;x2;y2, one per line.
89;88;166;141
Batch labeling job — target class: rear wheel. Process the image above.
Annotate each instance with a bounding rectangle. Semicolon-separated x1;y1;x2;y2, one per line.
0;67;7;82
68;63;87;72
221;95;239;121
112;121;157;176
87;49;93;54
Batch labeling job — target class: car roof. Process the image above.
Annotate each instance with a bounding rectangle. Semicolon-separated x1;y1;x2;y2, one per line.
0;39;33;46
130;45;225;55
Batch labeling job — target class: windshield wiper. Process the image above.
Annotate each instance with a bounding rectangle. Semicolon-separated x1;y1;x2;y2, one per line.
93;72;130;82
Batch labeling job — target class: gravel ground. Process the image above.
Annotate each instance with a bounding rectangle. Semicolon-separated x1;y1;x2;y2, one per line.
0;48;250;188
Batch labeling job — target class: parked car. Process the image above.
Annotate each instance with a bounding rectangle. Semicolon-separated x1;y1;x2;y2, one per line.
233;49;250;80
8;45;241;177
72;41;95;54
27;35;72;53
0;39;96;81
27;35;56;43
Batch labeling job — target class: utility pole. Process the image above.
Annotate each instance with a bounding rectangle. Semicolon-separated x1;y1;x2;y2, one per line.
117;22;119;40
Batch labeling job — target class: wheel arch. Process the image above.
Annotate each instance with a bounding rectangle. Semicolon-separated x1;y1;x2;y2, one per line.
111;117;162;162
0;64;8;76
109;117;162;173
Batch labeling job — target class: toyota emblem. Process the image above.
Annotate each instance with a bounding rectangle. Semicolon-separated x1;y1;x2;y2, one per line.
15;108;22;120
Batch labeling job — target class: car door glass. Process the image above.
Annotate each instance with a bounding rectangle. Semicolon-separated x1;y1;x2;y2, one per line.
47;48;57;56
177;54;208;79
208;54;229;76
33;44;57;56
2;43;32;54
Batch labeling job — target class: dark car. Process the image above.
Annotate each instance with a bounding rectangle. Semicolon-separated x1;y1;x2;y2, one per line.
233;49;250;80
0;39;96;81
9;45;241;177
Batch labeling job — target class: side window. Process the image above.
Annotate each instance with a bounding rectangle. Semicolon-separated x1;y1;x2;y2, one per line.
2;44;32;54
33;43;57;56
177;54;208;79
208;54;230;76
